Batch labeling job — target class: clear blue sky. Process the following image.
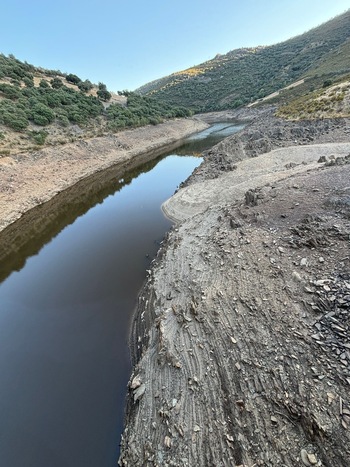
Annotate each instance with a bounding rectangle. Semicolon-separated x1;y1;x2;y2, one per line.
1;1;349;92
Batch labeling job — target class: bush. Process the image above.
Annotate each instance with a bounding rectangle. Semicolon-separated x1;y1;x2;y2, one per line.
0;83;22;100
29;130;48;145
323;79;333;88
31;103;55;125
66;73;81;85
23;76;34;87
39;79;50;88
51;77;64;89
78;80;93;93
1;109;29;131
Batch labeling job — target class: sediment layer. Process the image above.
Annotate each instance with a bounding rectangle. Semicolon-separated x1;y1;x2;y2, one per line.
119;112;350;466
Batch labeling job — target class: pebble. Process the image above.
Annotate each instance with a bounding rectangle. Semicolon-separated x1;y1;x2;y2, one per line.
307;453;318;465
292;271;303;282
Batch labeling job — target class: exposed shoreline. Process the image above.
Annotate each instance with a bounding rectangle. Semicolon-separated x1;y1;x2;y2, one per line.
0;118;208;234
119;111;350;466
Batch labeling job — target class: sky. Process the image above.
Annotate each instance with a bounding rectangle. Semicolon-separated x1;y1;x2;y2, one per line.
1;0;349;92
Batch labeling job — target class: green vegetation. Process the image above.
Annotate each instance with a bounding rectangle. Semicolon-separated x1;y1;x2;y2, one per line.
276;76;350;120
137;10;350;112
107;92;191;130
28;129;48;145
0;54;191;142
0;78;104;130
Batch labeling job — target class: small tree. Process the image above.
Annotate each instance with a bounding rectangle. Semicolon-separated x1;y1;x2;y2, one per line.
97;82;111;101
66;73;81;85
51;77;64;89
78;79;93;93
31;103;55;125
39;79;50;89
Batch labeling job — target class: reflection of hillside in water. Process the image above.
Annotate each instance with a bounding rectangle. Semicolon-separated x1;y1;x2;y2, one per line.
0;122;243;283
164;122;245;156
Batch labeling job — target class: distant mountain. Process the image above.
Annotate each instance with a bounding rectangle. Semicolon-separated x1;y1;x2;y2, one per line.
137;10;350;112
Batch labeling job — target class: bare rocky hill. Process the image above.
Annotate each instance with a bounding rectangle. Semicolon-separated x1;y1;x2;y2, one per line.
119;112;350;466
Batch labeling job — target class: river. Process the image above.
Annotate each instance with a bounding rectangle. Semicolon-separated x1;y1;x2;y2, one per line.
0;122;243;467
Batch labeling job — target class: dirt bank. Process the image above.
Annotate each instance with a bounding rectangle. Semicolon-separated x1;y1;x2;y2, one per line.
119;112;350;466
0;118;208;233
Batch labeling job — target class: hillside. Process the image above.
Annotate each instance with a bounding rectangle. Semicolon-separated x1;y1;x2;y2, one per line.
0;55;191;155
137;10;350;112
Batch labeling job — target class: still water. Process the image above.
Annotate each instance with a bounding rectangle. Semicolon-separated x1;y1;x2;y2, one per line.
0;122;243;467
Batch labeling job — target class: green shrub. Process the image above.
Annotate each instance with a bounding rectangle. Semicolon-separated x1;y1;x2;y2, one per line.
23;76;34;87
78;80;93;93
0;83;22;100
39;79;50;88
51;77;64;89
29;130;48;145
1;109;29;131
31;103;55;125
66;73;81;85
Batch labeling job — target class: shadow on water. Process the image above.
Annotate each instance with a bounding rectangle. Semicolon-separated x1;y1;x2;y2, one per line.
0;121;243;467
0;155;163;283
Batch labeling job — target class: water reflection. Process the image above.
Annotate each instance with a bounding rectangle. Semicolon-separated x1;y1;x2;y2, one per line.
0;122;243;467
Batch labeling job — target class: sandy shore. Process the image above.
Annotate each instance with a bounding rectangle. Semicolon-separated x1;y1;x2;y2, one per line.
119;113;350;466
0;118;208;233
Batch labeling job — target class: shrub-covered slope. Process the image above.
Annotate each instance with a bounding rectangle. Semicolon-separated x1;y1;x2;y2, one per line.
0;55;191;154
137;10;350;112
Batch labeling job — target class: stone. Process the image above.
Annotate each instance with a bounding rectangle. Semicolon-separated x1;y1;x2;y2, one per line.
307;453;317;465
130;374;142;389
300;449;311;466
133;383;146;402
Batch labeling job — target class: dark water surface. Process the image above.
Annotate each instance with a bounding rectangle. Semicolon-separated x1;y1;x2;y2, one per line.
0;122;243;467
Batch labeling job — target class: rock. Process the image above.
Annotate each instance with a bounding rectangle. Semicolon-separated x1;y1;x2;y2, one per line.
164;436;172;448
300;258;308;267
318;155;328;163
300;449;311;466
307;453;317;465
133;383;146;402
292;271;303;282
130;374;142;389
245;189;258;206
230;218;242;229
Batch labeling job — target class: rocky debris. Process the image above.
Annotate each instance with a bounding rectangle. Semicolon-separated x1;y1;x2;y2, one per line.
120;112;350;466
188;110;350;184
309;273;350;384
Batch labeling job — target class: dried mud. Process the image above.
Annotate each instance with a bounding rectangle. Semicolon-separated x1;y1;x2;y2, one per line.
119;111;350;466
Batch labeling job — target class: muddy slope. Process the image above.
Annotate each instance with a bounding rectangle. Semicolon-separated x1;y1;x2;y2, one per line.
119;114;350;466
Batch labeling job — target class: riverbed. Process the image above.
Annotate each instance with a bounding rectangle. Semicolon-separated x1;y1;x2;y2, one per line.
0;122;243;467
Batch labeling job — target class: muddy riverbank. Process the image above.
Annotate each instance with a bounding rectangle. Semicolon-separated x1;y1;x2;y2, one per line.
119;110;350;466
0;118;208;233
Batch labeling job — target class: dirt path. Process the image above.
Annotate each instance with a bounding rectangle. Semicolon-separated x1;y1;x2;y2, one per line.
119;114;350;466
0;118;208;232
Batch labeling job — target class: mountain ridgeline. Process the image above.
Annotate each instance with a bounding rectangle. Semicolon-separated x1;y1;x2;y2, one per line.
137;10;350;112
